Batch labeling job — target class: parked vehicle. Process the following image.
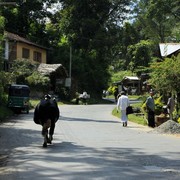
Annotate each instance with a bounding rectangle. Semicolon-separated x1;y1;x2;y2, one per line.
8;84;30;113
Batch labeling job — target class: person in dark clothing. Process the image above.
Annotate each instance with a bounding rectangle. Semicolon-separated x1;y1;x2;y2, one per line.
167;92;175;120
145;90;155;128
114;87;119;103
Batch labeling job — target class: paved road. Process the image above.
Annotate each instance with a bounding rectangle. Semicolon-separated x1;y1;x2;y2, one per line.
0;104;180;180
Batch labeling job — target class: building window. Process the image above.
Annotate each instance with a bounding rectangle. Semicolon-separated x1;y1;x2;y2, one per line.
33;51;42;62
22;48;30;59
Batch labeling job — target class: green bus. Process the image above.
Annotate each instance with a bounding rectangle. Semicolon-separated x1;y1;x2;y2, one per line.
8;84;30;114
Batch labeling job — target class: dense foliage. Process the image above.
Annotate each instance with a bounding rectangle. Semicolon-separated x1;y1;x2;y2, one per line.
0;15;5;104
26;72;50;92
0;0;179;99
149;56;180;94
9;60;50;93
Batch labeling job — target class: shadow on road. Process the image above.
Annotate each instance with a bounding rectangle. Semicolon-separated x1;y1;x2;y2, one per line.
1;111;180;179
60;116;120;124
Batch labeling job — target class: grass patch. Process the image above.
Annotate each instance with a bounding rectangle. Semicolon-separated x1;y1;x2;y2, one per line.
128;114;147;125
29;99;39;108
112;107;147;126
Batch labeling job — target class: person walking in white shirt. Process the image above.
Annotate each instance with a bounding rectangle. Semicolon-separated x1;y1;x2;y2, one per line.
117;91;129;127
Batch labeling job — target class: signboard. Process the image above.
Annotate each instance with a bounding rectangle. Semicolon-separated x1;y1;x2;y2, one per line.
65;78;71;87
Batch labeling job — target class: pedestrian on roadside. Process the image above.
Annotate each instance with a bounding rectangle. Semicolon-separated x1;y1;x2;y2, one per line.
114;86;119;103
145;89;155;128
167;92;175;120
117;91;129;127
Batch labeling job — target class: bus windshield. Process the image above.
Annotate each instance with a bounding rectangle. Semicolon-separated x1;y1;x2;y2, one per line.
9;85;30;97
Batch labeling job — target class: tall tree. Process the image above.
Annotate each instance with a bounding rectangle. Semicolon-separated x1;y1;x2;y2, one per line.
126;40;154;72
0;15;6;103
133;0;180;43
0;15;5;70
50;0;132;97
149;56;180;93
0;0;55;46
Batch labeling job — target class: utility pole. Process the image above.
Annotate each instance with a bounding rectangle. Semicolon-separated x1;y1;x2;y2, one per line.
68;45;72;99
69;45;72;82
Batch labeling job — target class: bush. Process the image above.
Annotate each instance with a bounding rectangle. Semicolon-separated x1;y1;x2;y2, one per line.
0;106;13;121
107;85;118;95
112;105;147;126
154;96;164;115
26;72;50;93
177;117;180;124
0;80;8;106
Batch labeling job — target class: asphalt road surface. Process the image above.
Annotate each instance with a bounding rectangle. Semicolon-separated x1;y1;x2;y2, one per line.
0;104;180;180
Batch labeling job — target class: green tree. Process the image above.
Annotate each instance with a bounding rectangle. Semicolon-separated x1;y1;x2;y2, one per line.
0;0;55;47
0;15;5;104
0;15;5;70
133;0;180;43
149;56;180;93
10;59;38;84
26;72;50;93
9;60;51;93
110;70;132;84
50;0;132;97
110;22;141;71
126;40;154;72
